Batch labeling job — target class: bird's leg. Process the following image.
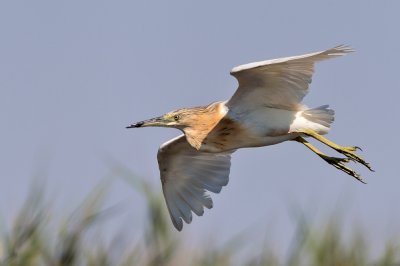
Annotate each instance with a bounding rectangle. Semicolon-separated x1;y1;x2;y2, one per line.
293;136;365;183
299;129;373;172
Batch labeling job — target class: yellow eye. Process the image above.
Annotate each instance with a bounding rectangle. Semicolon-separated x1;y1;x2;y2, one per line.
173;115;180;121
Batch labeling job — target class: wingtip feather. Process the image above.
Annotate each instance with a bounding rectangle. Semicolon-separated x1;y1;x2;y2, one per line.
329;44;355;55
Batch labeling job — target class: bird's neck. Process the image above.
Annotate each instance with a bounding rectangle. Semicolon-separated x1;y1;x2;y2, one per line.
183;102;228;150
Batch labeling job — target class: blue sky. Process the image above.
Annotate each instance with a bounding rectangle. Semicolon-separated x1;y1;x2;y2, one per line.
1;0;399;255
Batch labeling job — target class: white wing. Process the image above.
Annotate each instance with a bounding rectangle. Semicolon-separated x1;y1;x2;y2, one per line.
157;135;234;231
227;45;353;112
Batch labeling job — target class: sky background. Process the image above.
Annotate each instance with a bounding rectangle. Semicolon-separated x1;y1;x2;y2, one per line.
1;0;399;257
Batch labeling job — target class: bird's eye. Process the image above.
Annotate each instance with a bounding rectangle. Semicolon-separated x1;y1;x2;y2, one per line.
173;115;180;121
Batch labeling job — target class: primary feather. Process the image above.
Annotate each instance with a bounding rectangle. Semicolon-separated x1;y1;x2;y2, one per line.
158;135;233;231
227;45;353;112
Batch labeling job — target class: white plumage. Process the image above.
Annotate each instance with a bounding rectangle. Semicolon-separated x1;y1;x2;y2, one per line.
128;45;372;231
158;135;232;230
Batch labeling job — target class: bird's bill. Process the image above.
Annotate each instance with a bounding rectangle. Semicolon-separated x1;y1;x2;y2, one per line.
126;116;170;128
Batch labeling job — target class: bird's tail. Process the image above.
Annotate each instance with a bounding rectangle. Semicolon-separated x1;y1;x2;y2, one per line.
301;105;335;134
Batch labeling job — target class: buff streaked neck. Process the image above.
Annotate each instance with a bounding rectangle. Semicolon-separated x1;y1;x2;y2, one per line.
183;101;228;150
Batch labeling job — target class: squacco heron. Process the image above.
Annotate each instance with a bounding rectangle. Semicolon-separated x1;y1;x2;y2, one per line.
127;45;373;231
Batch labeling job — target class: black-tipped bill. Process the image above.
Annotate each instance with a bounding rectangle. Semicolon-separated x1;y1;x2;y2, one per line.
126;121;144;128
126;116;167;129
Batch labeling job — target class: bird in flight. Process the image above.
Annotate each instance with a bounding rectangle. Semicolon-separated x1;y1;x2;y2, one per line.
127;45;373;231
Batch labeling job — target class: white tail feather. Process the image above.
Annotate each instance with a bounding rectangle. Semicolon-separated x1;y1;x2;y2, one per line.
291;105;335;135
302;105;335;128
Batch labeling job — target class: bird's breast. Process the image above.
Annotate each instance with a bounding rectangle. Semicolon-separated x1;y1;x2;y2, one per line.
195;117;252;153
193;111;297;152
184;102;295;152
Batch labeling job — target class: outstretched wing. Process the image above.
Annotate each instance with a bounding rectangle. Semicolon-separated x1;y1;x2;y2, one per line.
227;45;353;112
157;135;234;231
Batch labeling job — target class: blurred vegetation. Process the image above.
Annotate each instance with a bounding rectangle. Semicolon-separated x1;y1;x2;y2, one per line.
1;166;399;266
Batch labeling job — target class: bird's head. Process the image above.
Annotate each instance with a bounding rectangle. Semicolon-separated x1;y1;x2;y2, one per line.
126;107;207;130
127;102;224;150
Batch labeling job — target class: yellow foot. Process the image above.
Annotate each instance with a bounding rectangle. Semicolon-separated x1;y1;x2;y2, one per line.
294;136;366;183
332;146;374;172
301;129;374;172
319;154;365;183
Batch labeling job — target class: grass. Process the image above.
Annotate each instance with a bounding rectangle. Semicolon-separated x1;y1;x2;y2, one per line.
1;166;399;266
